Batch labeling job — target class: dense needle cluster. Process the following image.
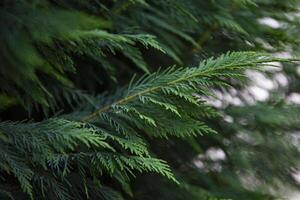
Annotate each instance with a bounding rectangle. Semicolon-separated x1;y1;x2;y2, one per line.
1;0;300;200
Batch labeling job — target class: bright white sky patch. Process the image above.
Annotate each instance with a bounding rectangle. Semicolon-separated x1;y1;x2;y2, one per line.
274;73;289;87
248;86;269;101
264;61;283;72
297;66;300;75
246;70;275;90
258;17;281;28
287;93;300;104
206;148;226;161
274;52;293;59
289;193;300;200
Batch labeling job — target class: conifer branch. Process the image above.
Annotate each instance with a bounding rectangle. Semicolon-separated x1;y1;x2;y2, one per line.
2;1;300;199
81;52;294;122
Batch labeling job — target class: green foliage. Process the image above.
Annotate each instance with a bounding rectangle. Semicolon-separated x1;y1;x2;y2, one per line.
1;0;300;200
0;118;173;199
0;50;296;199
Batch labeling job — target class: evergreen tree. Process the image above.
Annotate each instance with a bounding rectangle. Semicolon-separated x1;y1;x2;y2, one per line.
0;0;299;199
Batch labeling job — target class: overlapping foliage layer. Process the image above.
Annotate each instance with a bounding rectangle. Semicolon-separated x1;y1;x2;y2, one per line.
1;0;300;199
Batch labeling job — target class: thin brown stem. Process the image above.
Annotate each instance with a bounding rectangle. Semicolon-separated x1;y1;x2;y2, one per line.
192;23;218;53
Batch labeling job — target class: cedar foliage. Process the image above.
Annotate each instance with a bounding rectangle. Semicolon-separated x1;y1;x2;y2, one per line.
1;0;300;199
